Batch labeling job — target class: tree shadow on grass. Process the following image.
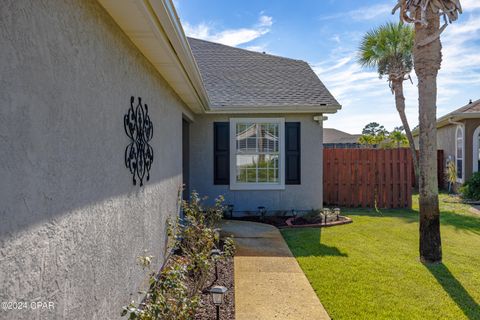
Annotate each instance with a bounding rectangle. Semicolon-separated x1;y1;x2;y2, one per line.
344;208;480;236
283;227;348;258
425;263;480;319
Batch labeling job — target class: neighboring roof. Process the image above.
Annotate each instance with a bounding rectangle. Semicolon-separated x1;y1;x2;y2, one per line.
188;37;341;113
413;99;480;135
323;128;361;144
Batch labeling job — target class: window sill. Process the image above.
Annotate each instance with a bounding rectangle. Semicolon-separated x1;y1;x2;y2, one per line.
230;183;285;191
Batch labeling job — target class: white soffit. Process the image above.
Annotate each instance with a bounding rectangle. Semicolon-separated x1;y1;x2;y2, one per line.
97;0;208;113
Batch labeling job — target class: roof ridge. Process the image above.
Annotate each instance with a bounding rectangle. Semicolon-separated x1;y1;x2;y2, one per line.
187;37;308;64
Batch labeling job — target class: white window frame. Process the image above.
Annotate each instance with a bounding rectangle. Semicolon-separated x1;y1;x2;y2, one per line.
456;125;465;183
473;126;480;174
229;118;285;190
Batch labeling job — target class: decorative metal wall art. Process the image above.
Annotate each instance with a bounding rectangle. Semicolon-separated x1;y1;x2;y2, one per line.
124;96;154;186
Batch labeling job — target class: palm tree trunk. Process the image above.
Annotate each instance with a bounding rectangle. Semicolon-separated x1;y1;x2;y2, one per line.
414;8;442;263
392;79;419;183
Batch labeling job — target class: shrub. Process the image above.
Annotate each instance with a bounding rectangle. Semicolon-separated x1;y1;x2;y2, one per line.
460;172;480;201
122;192;235;320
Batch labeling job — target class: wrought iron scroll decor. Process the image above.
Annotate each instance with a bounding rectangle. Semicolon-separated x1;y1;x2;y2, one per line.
124;96;154;186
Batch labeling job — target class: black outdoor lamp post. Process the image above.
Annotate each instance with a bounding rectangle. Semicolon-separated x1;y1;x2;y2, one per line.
210;248;221;282
258;206;267;220
322;208;330;224
226;204;234;219
209;285;228;320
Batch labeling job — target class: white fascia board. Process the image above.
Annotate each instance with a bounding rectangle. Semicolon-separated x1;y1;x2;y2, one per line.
97;0;209;113
205;104;342;114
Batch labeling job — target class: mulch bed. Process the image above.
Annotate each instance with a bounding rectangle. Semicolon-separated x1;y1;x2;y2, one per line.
230;215;352;229
285;216;352;228
194;257;235;320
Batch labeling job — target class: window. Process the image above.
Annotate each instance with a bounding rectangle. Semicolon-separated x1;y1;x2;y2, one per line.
456;125;464;181
229;118;285;190
474;126;480;173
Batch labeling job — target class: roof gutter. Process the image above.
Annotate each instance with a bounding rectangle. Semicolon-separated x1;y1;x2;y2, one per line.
150;0;210;111
204;104;342;114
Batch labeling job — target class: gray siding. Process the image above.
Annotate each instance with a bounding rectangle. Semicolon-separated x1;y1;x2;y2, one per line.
189;114;324;213
0;1;188;319
437;124;458;168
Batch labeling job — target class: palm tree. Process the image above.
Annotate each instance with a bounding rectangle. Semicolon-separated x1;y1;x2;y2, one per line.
358;22;419;181
390;129;409;148
358;134;376;148
393;0;462;264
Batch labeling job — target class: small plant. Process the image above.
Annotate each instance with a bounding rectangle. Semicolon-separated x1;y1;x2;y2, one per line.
122;192;235;320
460;172;480;201
446;160;457;193
222;236;236;257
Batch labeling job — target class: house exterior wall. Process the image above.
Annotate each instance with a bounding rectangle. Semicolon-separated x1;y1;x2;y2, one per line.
436;124;457;170
0;1;188;319
464;118;480;180
189;114;324;213
414;119;480;184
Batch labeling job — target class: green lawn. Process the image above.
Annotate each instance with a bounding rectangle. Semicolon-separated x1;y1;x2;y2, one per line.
281;194;480;320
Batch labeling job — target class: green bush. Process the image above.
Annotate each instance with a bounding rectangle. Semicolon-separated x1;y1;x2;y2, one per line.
122;192;235;320
460;172;480;201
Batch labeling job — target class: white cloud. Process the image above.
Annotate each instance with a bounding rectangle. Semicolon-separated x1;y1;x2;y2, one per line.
314;11;480;134
462;0;480;11
183;14;273;47
319;3;393;21
258;15;273;27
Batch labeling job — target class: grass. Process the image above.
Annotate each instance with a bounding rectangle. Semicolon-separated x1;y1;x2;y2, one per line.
281;194;480;320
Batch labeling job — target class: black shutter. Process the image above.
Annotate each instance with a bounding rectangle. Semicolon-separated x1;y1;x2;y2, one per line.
285;122;301;185
214;122;230;185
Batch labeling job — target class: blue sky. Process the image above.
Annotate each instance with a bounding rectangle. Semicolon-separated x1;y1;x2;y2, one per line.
175;0;480;134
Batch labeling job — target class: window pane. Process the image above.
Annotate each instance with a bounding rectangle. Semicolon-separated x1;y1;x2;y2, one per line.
246;168;257;183
258;169;268;182
457;160;463;179
237;155;258;183
267;168;279;183
234;120;281;185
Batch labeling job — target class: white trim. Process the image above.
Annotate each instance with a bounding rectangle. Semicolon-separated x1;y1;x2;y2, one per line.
229;118;285;190
473;126;480;174
205;105;341;115
97;0;209;112
455;125;465;183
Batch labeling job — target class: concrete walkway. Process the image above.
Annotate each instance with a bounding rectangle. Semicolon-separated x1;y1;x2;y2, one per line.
220;220;331;320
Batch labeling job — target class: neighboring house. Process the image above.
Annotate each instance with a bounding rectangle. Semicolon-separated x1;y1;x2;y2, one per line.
0;1;340;319
413;99;480;184
323;128;362;148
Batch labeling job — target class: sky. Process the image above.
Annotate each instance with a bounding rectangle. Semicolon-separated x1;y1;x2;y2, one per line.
174;0;480;134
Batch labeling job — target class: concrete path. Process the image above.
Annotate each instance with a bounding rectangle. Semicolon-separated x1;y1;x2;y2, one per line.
220;220;331;320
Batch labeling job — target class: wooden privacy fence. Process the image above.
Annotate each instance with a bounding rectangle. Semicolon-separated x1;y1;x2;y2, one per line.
323;148;412;209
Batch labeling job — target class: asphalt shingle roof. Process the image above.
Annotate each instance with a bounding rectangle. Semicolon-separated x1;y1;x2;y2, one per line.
187;37;340;111
323;128;361;144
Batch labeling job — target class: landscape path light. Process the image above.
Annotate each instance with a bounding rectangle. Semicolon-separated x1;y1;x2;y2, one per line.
209;285;228;320
334;208;341;221
210;248;222;282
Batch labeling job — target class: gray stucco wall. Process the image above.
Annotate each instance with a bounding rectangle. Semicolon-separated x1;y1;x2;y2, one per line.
189;114;324;213
0;1;188;319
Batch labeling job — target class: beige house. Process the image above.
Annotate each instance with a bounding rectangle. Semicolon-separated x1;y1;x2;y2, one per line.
414;99;480;184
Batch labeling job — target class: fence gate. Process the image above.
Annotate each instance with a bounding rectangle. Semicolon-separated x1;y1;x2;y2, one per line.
323;148;413;209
